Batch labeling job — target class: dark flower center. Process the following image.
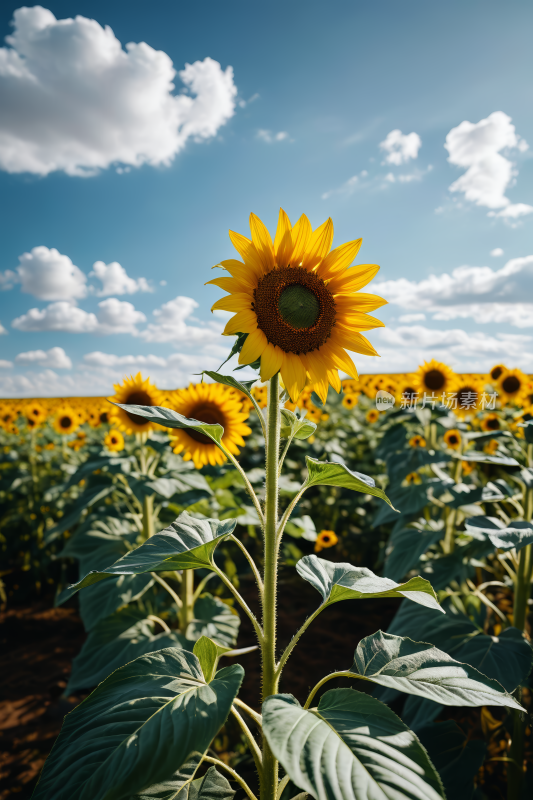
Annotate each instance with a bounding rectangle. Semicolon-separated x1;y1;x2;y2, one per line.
125;390;153;425
491;366;504;380
60;416;72;429
424;369;446;391
186;403;226;445
486;417;500;430
502;375;520;394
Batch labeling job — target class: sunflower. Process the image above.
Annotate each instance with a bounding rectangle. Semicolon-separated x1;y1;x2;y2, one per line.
252;384;268;409
342;379;359;394
481;413;501;432
489;364;507;382
443;429;462;450
169;382;252;469
342;393;359;410
0;405;16;429
453;376;484;419
104;429;125;452
396;375;419;405
405;472;422;485
87;405;104;428
53;406;79;435
108;373;164;435
462;460;475;476
23;401;47;428
409;434;426;448
484;439;499;455
366;409;380;424
413;360;457;398
209;209;386;403
69;431;87;451
497;368;528;406
314;530;338;553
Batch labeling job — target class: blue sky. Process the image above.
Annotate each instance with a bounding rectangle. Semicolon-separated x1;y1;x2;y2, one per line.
0;0;532;397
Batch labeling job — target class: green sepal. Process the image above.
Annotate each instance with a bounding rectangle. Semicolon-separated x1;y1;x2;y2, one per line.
193;635;233;683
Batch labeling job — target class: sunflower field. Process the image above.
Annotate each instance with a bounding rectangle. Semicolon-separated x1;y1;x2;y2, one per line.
2;359;533;799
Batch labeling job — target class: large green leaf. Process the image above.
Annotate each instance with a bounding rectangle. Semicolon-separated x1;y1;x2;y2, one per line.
45;480;115;543
262;689;445;800
296;555;443;612
454;451;520;466
64;454;133;490
372;482;429;528
384;520;444;582
417;722;486;800
465;515;533;552
32;648;244;800
182;766;236;800
58;513;236;603
351;630;522;711
186;593;240;648
200;371;256;405
304;456;396;509
66;607;188;694
113;402;224;444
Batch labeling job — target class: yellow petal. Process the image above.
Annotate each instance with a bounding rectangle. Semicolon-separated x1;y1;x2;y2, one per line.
211;293;251;313
274;208;293;268
300;217;334;271
289;214;312;266
328;264;380;295
330;328;379;357
229;231;265;278
223;309;258;336
238;328;268;365
260;343;284;381
212;260;257;289
335;293;388;313
249;213;275;273
205;276;253;294
300;351;329;403
321;341;358;379
335;313;385;331
316;239;362;279
280;352;307;402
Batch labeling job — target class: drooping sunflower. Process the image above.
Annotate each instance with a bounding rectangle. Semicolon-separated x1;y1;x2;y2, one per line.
413;360;457;398
453;376;484;419
104;429;125;452
108;373;164;435
53;406;79;435
209;210;386;403
169;382;252;469
23;401;47;428
497;368;529;406
443;429;462;450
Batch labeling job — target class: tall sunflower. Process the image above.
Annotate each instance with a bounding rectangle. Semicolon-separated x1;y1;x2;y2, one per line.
53;406;79;435
497;368;528;406
108;373;164;435
208;210;386;403
413;360;457;397
169;382;251;469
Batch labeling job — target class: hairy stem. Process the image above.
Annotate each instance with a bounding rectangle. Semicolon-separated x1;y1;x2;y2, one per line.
231;705;263;779
219;443;265;527
178;569;195;632
212;565;264;644
229;534;264;599
261;373;281;800
276;606;324;679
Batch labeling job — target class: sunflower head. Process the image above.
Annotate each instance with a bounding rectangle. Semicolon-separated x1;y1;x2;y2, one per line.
209;209;387;404
481;413;501;432
490;364;507;382
453;376;484;419
342;379;359;395
314;529;338;553
105;429;125;452
23;401;47;427
461;460;475;476
87;405;106;428
409;434;426;448
444;429;462;450
342;393;359;410
497;368;528;406
413;360;457;397
53;406;79;435
108;373;164;434
484;439;499;455
405;471;422;485
169;382;251;469
366;409;380;424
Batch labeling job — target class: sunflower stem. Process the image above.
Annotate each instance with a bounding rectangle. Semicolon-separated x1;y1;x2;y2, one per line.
261;372;281;800
142;493;155;539
178;569;195;632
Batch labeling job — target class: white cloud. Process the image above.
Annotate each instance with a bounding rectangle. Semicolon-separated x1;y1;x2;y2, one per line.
0;360;13;368
398;313;426;323
490;248;504;257
89;261;152;296
256;129;289;144
14;246;87;300
0;320;7;334
445;111;532;218
0;6;237;177
15;346;72;368
11;297;146;334
140;295;223;345
0;269;17;290
376;254;533;327
380;129;421;165
84;351;166;368
361;325;533;374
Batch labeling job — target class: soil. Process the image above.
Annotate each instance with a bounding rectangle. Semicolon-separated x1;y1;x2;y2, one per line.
0;578;400;799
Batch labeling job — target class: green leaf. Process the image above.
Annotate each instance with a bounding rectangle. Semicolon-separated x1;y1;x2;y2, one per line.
465;515;533;552
200;371;257;405
518;420;533;444
304;456;396;509
280;408;316;440
113;402;224;445
284;514;317;541
455;451;520;466
58;512;236;603
187;593;240;648
297;554;443;612
372;482;428;528
262;689;445;800
66;607;188;694
184;766;236;800
45;481;115;543
32;648;243;800
384;520;444;582
417;721;486;800
193;636;232;683
351;630;523;711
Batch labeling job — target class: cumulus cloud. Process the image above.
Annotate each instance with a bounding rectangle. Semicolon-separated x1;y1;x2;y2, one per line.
140;295;224;346
0;269;18;290
0;360;13;368
11;297;146;334
89;261;152;296
0;6;237;177
13;246;87;300
84;352;167;368
15;346;72;368
490;248;504;257
0;320;7;334
376;254;533;327
445;111;532;218
380;130;421;165
256;130;289;144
